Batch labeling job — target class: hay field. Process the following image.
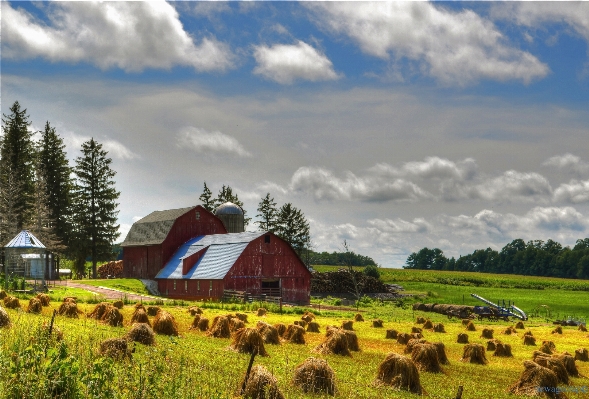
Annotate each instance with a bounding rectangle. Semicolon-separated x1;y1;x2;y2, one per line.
1;297;588;399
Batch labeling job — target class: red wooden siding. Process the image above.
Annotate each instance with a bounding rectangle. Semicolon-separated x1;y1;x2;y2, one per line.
158;279;224;300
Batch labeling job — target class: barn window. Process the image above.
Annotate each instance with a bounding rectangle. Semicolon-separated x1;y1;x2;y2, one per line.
185;280;188;291
173;280;177;290
265;235;270;244
197;281;200;291
195;211;200;220
209;280;213;290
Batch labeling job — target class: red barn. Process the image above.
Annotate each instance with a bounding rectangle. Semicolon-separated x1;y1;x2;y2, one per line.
121;203;311;304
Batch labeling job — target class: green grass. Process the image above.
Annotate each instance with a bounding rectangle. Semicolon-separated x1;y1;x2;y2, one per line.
72;278;151;296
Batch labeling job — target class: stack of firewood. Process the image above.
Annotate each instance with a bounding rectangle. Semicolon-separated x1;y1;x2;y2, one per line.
97;260;124;278
310;269;389;293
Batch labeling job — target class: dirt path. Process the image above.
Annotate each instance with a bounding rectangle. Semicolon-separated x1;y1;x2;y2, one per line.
46;280;164;302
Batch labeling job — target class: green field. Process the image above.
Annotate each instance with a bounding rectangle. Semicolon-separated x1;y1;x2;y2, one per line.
73;279;151;296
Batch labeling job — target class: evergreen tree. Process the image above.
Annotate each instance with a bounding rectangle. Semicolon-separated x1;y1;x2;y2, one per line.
72;138;120;278
37;121;73;254
255;193;278;232
199;181;215;212
275;203;311;258
0;101;36;230
0;159;22;245
215;185;250;226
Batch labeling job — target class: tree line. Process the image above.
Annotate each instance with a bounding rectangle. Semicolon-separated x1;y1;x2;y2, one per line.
404;238;589;279
308;250;377;267
0;101;120;278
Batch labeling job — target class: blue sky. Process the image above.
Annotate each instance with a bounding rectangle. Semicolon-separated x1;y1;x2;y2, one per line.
2;1;589;267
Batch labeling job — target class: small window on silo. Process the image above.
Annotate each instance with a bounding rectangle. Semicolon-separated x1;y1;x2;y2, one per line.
195;211;200;220
265;235;270;244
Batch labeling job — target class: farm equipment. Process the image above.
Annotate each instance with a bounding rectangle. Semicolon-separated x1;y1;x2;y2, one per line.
470;293;528;321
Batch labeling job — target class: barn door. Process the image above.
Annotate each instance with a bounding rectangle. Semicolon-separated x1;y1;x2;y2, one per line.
262;255;274;276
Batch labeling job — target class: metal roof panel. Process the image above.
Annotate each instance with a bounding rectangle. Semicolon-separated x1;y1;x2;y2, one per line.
5;230;46;248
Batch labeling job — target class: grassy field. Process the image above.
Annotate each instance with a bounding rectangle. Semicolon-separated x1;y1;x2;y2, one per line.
72;279;151;296
1;294;588;398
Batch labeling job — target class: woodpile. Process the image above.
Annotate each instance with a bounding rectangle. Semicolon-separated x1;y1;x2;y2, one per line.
310;269;389;293
97;260;123;278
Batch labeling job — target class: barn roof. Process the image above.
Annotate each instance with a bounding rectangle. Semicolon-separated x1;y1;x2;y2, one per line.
121;206;194;246
155;231;265;280
5;230;46;248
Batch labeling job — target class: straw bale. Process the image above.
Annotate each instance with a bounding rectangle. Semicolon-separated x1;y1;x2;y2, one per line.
0;290;6;300
503;326;517;335
413;303;426;311
274;323;287;337
112;300;123;309
573;348;587;362
134;303;145;311
188;306;203;316
540;341;556;354
301;313;314;324
4;296;20;309
235;313;248;323
294;320;307;328
241;365;285;399
208;315;231;338
88;302;110;320
153;310;178;336
433;323;446;333
524;330;534;337
293;357;336;395
416;316;426;324
396;333;411;345
283;324;305;344
481;328;494;339
508;361;563;399
231;319;246;332
411;326;423;334
578;324;587;332
523;335;537;346
432;342;449;365
306;321;320;333
515;321;525;329
372;319;384;328
147;306;160;316
465;321;476;331
344;330;360;352
131;308;150;326
422;319;433;330
487;339;500;351
197;317;209;331
101;305;124;327
534;356;568;384
556;353;578;377
126;323;155;345
99;338;132;360
411;343;443;373
461;319;471;326
551;326;563;334
63;297;77;304
404;338;427;354
256;322;280;345
58;301;81;318
494;342;513;357
190;314;201;329
231;327;268;356
0;306;11;328
411;332;423;339
314;327;350;356
354;313;364;322
457;333;469;344
385;329;398;339
27;297;42;314
257;308;267;316
460;343;488;364
374;352;424;394
341;320;353;330
36;293;50;306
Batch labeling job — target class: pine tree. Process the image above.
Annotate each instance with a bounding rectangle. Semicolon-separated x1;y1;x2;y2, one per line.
37;121;73;254
0;158;23;245
215;185;250;226
255;193;278;232
275;203;311;258
199;181;215;212
72;138;120;279
0;101;36;230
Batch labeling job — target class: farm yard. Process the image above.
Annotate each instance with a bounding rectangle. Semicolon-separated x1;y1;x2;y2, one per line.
1;271;589;399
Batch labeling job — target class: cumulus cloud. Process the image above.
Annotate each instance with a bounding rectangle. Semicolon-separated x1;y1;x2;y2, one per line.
554;180;589;204
253;41;341;84
2;2;234;72
367;218;431;234
177;127;252;158
307;2;549;85
544;154;589;176
63;132;138;160
469;171;553;202
369;157;478;181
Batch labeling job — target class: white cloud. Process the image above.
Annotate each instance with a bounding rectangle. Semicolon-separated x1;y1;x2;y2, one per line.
369;157;478;181
2;2;234;72
177;127;252;158
367;218;431;234
544;154;589;176
307;2;549;85
469;170;552;202
63;132;138;161
554;180;589;204
253;41;341;84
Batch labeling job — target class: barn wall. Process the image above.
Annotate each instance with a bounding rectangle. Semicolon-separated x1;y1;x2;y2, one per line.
158;279;224;300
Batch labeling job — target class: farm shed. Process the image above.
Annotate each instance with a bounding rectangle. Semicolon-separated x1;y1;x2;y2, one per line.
3;230;54;281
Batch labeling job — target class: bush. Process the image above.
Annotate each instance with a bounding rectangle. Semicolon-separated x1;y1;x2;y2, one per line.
363;265;381;279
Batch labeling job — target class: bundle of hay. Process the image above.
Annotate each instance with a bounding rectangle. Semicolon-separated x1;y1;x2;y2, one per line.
3;296;20;309
42;322;63;341
422;320;433;330
416;316;426;324
274;323;287;337
112;300;124;309
508;361;562;399
131;308;150;326
315;328;351;356
481;328;494;339
231;319;246;332
0;306;11;328
341;320;353;330
36;293;50;306
523;335;537;346
188;306;203;316
293;357;336;396
126;323;155;345
63;297;77;304
257;322;280;345
487;339;501;351
556;353;579;377
207;315;230;338
257;308;267;316
461;319;471;326
540;341;556;354
524;330;534;337
235;313;248;323
27;297;42;314
432;342;450;365
98;338;132;360
503;326;517;335
153;310;178;336
457;333;469;344
102;305;124;327
147;306;160;316
432;323;446;333
354;313;364;322
306;322;320;333
397;333;411;345
404;338;427;354
374;352;424;394
465;321;476;331
515;321;525;329
411;326;423;334
240;365;285;399
88;303;109;320
493;342;513;357
230;328;268;356
283;325;305;344
372;319;384;328
197;317;209;331
58;301;81;318
344;330;360;352
579;324;588;332
301;312;315;324
0;290;6;300
551;326;563;334
385;329;398;339
533;355;568;384
190;314;201;329
294;320;307;328
460;343;487;364
575;348;588;362
411;343;443;373
410;332;423;339
134;303;145;312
